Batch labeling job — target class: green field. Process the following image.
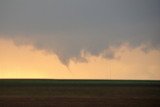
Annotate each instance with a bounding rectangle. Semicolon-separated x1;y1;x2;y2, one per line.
0;79;160;106
0;79;160;97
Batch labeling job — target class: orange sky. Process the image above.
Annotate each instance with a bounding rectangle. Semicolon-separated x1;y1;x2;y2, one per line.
0;38;160;80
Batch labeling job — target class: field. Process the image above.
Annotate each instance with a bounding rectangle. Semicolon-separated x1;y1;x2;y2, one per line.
0;79;160;107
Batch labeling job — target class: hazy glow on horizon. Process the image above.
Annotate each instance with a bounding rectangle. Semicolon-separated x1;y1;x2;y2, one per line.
0;38;160;80
0;0;160;79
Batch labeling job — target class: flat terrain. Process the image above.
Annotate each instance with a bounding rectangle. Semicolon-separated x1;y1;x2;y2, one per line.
0;79;160;107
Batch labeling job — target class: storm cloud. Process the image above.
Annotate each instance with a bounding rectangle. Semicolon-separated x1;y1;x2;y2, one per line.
0;0;160;65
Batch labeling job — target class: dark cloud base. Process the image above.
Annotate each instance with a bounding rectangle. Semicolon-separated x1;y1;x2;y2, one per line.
0;0;160;65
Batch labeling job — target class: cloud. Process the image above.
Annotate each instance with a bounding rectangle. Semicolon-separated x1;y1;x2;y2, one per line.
1;38;160;80
0;0;160;65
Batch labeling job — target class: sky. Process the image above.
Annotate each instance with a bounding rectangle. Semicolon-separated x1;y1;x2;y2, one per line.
0;0;160;79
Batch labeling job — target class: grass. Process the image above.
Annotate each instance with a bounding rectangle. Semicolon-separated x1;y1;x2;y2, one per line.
0;79;160;106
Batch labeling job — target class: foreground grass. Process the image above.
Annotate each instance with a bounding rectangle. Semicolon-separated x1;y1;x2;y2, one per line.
0;79;160;97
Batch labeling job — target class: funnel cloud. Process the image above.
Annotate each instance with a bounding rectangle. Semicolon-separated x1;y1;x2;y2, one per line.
0;0;160;65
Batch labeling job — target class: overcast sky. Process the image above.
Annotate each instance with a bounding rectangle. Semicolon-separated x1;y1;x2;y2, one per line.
0;0;160;65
